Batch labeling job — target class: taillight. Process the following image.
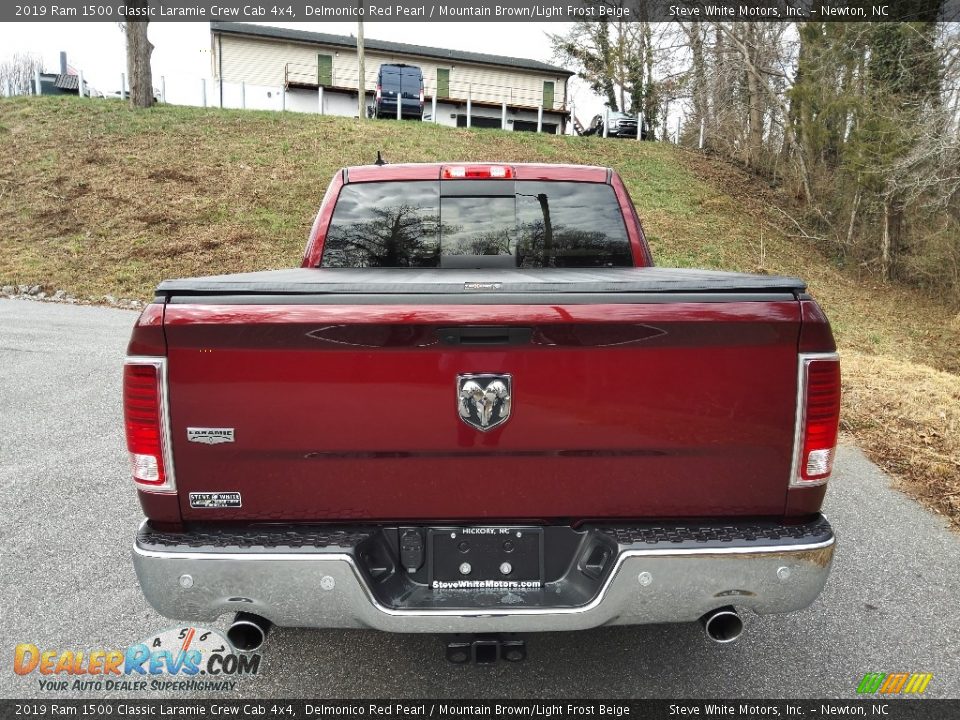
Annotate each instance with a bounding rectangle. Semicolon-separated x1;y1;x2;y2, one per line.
792;353;841;486
441;165;514;179
123;358;175;493
376;84;382;102
419;87;424;105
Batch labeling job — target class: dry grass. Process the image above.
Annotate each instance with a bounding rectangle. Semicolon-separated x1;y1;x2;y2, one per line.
843;352;960;526
2;96;958;526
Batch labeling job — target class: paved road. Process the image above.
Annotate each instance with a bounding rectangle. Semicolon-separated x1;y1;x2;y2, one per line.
1;298;958;700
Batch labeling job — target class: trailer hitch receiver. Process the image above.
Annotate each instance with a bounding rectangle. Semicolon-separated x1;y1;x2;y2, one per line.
445;634;526;664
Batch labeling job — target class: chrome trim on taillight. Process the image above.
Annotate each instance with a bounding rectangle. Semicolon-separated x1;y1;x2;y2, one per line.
124;355;176;495
789;352;840;488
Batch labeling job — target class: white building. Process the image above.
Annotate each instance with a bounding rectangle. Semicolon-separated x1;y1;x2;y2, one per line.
210;22;574;133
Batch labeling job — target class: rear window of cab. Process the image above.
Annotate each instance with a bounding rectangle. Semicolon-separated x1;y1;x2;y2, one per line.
320;180;632;269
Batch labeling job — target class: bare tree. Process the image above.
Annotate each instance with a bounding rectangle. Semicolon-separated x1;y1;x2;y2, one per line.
0;52;43;96
123;1;154;108
550;19;623;111
879;24;960;285
679;21;709;144
712;22;813;202
551;10;677;137
550;8;656;116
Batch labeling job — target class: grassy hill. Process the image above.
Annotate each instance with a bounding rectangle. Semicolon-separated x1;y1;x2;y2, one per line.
2;96;958;526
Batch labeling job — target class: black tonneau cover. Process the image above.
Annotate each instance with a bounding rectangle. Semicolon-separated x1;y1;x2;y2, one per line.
157;267;806;298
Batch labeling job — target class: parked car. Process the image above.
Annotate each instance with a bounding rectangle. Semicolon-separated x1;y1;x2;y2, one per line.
110;88;162;103
127;162;839;663
374;64;424;120
587;111;649;139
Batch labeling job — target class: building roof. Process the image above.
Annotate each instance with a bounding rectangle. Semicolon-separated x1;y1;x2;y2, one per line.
40;72;83;92
210;22;574;77
53;74;79;91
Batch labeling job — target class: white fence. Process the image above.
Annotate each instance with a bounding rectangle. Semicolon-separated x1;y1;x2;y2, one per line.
150;74;574;135
8;71;684;140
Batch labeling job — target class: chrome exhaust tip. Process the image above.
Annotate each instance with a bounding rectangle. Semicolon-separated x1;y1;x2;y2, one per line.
227;612;272;652
700;606;743;644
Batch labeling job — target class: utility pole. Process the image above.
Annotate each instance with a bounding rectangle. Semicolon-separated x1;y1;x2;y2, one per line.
357;6;365;121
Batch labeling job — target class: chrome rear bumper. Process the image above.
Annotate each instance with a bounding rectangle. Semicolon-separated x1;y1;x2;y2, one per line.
132;518;834;634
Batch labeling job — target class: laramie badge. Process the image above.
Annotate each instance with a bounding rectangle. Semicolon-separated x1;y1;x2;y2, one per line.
187;428;235;445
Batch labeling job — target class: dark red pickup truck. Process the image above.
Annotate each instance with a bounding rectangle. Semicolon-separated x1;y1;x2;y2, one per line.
126;163;839;661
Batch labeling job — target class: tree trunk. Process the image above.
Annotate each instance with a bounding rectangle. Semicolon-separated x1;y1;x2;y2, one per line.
596;22;619;111
687;21;708;148
537;193;554;266
660;99;670;143
642;23;655;133
846;182;861;252
881;196;903;281
744;25;764;169
357;15;365;120
880;200;891;280
616;21;626;113
124;6;153;108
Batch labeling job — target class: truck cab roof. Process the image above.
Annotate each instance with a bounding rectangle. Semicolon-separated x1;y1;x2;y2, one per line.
344;162;611;183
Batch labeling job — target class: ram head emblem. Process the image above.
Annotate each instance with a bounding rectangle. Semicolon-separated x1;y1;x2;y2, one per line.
457;374;512;432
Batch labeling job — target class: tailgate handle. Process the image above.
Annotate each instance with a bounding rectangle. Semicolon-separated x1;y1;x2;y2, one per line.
437;327;532;346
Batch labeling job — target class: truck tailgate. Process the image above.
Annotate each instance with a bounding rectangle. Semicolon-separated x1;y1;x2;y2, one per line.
158;268;805;522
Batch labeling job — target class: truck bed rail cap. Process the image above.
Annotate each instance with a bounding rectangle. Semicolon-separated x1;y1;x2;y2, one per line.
155;267;807;296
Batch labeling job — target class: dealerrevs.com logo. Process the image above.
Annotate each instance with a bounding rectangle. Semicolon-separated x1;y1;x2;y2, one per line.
13;627;260;692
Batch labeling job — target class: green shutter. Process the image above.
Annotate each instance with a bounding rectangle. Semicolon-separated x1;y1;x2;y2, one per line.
317;54;332;86
437;68;450;98
542;81;554;109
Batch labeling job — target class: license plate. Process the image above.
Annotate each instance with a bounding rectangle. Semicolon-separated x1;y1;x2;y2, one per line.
429;527;543;589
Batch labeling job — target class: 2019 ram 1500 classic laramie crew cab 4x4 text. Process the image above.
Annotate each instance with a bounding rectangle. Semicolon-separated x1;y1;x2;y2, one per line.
126;163;839;660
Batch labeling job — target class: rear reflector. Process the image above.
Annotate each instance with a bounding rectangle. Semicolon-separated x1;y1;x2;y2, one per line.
442;165;514;180
123;358;175;493
792;354;841;486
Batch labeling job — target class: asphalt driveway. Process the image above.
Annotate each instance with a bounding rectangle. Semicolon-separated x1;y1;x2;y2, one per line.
1;298;958;699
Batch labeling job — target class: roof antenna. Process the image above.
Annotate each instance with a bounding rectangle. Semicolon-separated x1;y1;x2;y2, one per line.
374;151;387;166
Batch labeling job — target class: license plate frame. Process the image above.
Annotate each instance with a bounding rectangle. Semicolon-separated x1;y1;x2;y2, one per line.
428;527;544;588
